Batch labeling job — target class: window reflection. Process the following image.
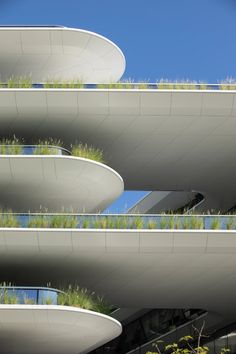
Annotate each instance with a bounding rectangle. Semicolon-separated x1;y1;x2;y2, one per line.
0;287;59;305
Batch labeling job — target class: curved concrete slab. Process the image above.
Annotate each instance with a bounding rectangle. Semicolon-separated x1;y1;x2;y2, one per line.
0;89;235;211
0;27;125;82
0;228;236;322
0;155;123;212
0;305;122;354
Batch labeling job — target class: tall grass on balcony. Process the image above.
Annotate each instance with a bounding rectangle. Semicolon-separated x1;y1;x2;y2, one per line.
1;211;236;230
97;79;134;89
50;215;78;228
0;137;23;155
43;79;84;89
57;286;113;314
0;291;19;304
158;79;198;90
7;76;32;88
219;78;236;90
27;214;78;228
33;138;63;155
0;285;113;314
0;212;20;227
27;215;50;228
71;143;105;164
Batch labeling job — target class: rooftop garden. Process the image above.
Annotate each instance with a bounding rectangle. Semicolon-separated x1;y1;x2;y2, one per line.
0;137;105;164
0;76;236;90
0;212;236;230
0;285;113;314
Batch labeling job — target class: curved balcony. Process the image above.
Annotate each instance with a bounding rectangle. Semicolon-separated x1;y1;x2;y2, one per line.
0;285;121;353
0;225;235;321
0;155;123;212
0;26;125;82
0;88;235;212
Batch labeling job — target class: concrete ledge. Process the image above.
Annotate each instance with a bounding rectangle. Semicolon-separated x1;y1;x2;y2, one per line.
0;305;122;354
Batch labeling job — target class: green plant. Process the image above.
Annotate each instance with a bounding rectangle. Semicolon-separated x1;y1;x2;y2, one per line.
93;295;113;315
175;218;181;229
182;217;191;229
7;76;32;88
114;216;128;229
147;219;157;229
24;297;36;305
130;216;144;229
0;290;19;304
42;297;53;305
0;284;113;314
199;83;207;90
160;216;167;229
33;138;63;155
210;218;221;230
43;78;84;89
0;136;24;155
82;218;90;229
57;286;113;314
147;325;213;354
226;218;234;230
27;215;50;228
50;215;78;228
137;81;149;89
106;217;115;229
71;142;105;163
58;286;94;310
190;216;204;229
0;212;20;227
168;216;175;229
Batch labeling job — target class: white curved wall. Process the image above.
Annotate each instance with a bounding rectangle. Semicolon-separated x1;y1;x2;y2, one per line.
0;155;124;212
0;305;122;354
0;27;125;82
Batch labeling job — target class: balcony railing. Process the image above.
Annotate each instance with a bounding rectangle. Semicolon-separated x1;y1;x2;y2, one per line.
0;286;61;305
0;286;113;314
0;82;236;90
0;213;236;230
0;145;70;156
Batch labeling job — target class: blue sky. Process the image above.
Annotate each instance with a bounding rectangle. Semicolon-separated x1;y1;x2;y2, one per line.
1;0;236;82
1;0;236;212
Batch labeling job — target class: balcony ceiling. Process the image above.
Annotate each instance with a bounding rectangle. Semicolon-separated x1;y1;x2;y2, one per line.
0;229;236;322
0;89;236;210
0;27;125;82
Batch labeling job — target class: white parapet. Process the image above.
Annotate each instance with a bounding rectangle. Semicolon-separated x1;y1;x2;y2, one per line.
0;26;125;82
0;155;124;212
0;305;122;354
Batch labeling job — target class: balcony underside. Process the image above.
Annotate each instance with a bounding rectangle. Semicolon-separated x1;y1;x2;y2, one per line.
0;89;236;211
0;228;236;321
0;156;123;212
0;305;121;354
0;27;125;82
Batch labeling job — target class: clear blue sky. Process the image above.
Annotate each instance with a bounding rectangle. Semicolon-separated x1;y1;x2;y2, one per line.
1;0;236;82
1;0;235;212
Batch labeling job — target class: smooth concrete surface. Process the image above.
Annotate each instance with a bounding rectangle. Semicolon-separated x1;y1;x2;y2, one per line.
0;305;122;354
0;228;235;323
0;155;123;212
0;27;125;82
0;89;236;211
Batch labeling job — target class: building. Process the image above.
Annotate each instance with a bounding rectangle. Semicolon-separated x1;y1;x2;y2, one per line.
0;25;236;354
